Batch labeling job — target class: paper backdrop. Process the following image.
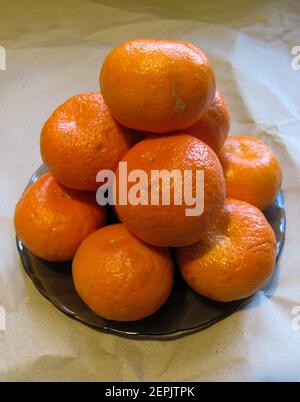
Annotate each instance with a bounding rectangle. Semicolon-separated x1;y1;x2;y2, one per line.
0;0;300;381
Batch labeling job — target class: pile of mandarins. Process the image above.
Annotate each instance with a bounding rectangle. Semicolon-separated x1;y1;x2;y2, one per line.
15;39;282;322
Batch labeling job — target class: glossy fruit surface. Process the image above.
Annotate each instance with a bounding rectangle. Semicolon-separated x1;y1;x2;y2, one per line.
41;92;134;191
14;173;106;261
177;198;277;302
114;134;226;247
220;136;282;209
175;90;230;154
73;223;174;321
100;39;216;133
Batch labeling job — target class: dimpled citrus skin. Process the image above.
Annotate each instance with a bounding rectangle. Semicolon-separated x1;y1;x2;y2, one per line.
177;198;277;302
100;39;216;133
40;92;135;191
114;134;226;247
14;173;106;262
72;224;174;322
175;90;230;154
220;136;282;210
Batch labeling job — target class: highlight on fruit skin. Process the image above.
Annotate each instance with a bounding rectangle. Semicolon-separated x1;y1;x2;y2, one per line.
114;134;226;248
176;198;277;302
40;92;135;191
220;136;282;210
72;223;174;322
14;173;106;262
100;38;216;133
174;89;230;154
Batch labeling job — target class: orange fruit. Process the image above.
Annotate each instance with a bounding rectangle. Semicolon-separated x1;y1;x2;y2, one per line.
114;134;226;247
40;92;135;191
176;198;277;302
175;90;230;154
14;173;106;261
100;39;216;133
220;136;282;210
72;223;173;321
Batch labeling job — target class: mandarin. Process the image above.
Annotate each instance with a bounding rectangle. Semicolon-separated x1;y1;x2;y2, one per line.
175;90;230;154
177;198;277;302
114;134;226;247
40;92;135;191
220;136;282;210
100;39;216;133
14;173;106;261
72;223;173;321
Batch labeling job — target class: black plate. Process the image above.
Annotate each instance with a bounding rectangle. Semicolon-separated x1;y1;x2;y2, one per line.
16;165;286;339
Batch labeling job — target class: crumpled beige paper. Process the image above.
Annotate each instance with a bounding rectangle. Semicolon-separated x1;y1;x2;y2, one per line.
0;0;300;382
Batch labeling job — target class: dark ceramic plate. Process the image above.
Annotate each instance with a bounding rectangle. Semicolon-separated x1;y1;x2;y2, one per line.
16;165;286;339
